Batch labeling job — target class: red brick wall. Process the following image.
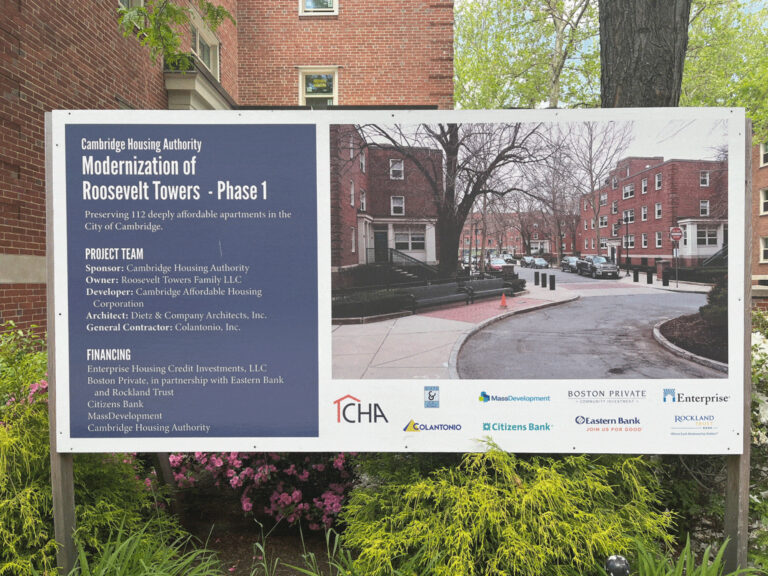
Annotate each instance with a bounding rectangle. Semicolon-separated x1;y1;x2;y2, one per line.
1;0;169;331
752;144;768;283
367;147;441;219
330;125;368;268
236;0;453;108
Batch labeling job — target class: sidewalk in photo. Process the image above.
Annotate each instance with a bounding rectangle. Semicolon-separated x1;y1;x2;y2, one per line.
332;284;577;379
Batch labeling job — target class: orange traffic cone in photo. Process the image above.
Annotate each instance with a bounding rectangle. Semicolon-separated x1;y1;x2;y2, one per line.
500;293;507;308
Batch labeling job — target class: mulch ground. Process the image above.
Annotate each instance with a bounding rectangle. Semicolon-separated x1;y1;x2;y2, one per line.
659;313;728;363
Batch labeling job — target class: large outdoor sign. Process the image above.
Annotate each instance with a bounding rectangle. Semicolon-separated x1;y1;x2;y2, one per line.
49;109;747;454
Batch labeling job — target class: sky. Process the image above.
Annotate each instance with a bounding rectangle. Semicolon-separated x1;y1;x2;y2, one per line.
625;118;728;161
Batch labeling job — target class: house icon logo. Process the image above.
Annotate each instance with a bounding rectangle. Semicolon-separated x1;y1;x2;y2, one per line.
663;389;676;403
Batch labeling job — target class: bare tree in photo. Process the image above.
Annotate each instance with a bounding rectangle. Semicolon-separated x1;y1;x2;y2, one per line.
567;121;633;256
357;123;546;277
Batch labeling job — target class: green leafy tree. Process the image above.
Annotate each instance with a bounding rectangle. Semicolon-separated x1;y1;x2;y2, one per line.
681;0;768;140
454;0;600;109
118;0;234;71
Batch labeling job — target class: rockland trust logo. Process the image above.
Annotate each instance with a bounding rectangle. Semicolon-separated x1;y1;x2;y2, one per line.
479;391;550;403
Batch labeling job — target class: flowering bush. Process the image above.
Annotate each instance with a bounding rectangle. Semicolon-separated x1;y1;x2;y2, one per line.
168;451;355;529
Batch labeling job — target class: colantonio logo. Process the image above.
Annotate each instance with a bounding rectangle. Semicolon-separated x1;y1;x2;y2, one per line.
575;416;640;425
403;419;461;432
333;395;388;424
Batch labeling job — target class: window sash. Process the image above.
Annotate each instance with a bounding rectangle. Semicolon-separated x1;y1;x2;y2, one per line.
391;196;404;215
655;232;662;248
641;206;648;221
390;159;404;180
642;233;648;248
641;178;648;194
700;171;710;186
700;200;709;216
655;203;662;218
655;173;662;189
696;227;718;246
622;184;635;199
762;189;768;214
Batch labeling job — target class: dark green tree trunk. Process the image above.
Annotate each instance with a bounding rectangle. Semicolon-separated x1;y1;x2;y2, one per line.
599;0;692;107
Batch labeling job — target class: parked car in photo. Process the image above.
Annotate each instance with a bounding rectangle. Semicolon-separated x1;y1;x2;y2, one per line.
487;258;508;272
520;256;535;267
532;257;549;269
501;253;516;264
560;256;579;272
576;255;620;279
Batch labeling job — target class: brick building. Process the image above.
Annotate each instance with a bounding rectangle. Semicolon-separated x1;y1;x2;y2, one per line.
0;0;453;330
459;210;578;260
751;143;768;306
330;125;442;271
577;156;728;267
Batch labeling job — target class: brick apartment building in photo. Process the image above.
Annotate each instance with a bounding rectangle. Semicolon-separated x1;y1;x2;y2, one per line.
330;125;442;278
578;156;728;267
751;143;768;307
0;0;453;330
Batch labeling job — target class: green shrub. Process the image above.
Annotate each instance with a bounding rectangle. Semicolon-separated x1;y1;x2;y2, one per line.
0;323;181;575
633;536;761;576
699;276;727;328
340;448;674;576
66;520;222;576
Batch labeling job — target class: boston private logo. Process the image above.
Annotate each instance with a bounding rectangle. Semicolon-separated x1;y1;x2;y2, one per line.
403;420;461;432
333;395;388;424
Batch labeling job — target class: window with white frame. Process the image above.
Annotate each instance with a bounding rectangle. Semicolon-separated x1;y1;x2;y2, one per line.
611;176;618;189
641;178;648;194
360;190;366;212
655;202;662;219
655;231;662;248
190;10;220;79
697;225;718;246
591;238;595;249
762;237;768;262
622;208;634;223
391;196;404;215
118;0;143;7
533;233;539;240
351;227;356;253
626;165;630;177
584;239;588;249
600;237;607;249
622;183;635;199
762;189;768;214
599;215;608;228
359;149;365;173
599;192;607;206
300;68;337;108
612;223;619;237
641;233;648;248
389;159;404;180
761;143;768;167
700;171;710;186
700;200;710;216
611;200;618;214
584;220;588;230
300;0;338;16
584;200;588;211
349;180;354;206
623;235;635;249
394;226;425;251
590;219;595;229
655;173;662;190
641;205;648;221
682;224;687;246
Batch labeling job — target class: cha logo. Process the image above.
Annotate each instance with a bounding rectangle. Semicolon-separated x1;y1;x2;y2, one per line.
333;395;388;424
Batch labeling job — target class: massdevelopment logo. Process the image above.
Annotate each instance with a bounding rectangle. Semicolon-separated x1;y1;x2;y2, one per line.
403;419;461;432
479;391;550;403
424;386;440;408
333;395;388;424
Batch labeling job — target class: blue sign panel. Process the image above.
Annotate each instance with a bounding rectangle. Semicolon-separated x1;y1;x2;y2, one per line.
64;124;318;438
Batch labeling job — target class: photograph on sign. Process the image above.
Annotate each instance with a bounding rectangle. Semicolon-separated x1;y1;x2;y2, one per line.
49;108;745;454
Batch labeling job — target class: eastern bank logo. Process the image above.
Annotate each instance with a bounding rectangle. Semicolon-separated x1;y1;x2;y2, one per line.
483;422;552;432
403;419;461;432
575;416;640;425
663;389;730;406
479;391;551;403
424;386;440;408
333;395;388;424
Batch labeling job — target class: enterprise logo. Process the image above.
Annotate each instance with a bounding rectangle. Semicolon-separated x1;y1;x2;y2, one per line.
663;389;729;405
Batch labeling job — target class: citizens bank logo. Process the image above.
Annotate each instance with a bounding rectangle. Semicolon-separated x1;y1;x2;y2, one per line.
479;391;550;403
483;421;551;432
333;395;388;424
403;419;462;432
424;386;440;408
663;389;676;402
